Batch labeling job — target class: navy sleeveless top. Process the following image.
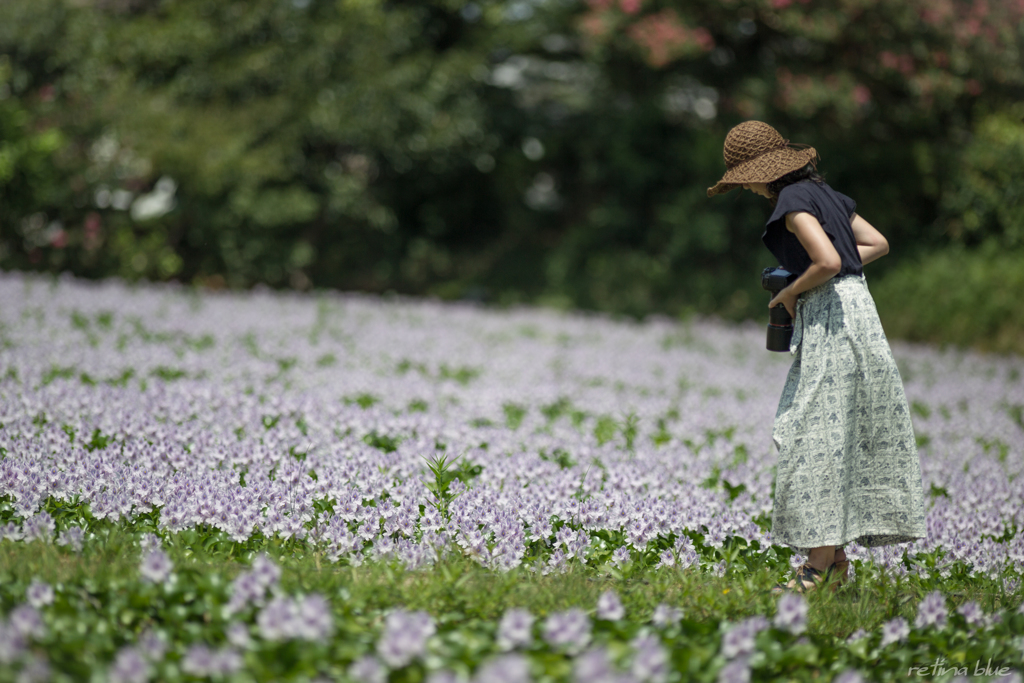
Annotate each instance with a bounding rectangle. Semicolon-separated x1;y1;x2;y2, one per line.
762;180;863;278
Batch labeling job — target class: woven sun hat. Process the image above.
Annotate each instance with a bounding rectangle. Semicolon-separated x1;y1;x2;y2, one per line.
706;121;819;198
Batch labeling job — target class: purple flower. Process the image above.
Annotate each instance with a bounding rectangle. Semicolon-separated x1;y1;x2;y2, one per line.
651;603;682;627
56;526;85;552
139;549;173;583
631;634;668;683
250;553;282;589
181;642;242;677
21;512;55;543
9;605;45;639
956;601;985;626
573;648;614;682
108;646;149;683
182;644;215;677
26;580;54;608
656;549;675;568
773;593;808;635
596;590;625;621
211;647;243;676
717;657;751;683
474;653;532;683
543;609;591;654
137;629;167;661
0;621;27;665
832;670;865;683
225;571;265;615
257;596;298;641
845;629;868;644
376;609;436;668
294;594;334;640
226;622;251;649
18;653;50;683
138;532;161;554
879;617;909;647
721;616;767;659
349;655;387;683
721;625;753;659
611;546;631;567
426;670;462;683
497;608;534;651
914;591;948;630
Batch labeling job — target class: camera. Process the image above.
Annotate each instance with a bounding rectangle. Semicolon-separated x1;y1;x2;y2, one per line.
761;267;797;352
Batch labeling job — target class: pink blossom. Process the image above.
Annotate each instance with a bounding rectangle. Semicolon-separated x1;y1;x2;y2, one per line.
619;0;643;15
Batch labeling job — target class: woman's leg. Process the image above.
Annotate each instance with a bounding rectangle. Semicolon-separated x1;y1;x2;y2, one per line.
807;546;836;573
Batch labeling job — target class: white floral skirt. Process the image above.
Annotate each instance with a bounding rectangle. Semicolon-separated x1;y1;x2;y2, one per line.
770;275;927;553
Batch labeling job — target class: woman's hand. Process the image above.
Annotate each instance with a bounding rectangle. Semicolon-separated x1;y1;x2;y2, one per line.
769;287;799;318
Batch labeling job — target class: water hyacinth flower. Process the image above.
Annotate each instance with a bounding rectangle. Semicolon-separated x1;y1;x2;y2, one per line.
25;580;54;608
376;609;436;668
107;646;149;683
137;630;167;662
21;512;55;543
474;653;532;683
294;594;334;640
773;593;808;635
543;609;591;654
956;600;985;626
0;620;27;665
139;549;173;584
250;553;282;590
845;629;868;644
8;605;45;639
0;522;23;543
496;608;534;651
596;590;625;621
611;547;631;567
655;549;675;568
18;653;51;683
717;656;751;683
721;616;768;659
651;603;682;627
226;622;251;649
914;591;948;630
879;617;909;647
573;648;615;683
138;532;161;554
425;670;463;683
631;634;669;683
349;655;387;683
832;670;865;683
182;644;243;677
256;594;333;642
56;526;85;552
256;597;297;641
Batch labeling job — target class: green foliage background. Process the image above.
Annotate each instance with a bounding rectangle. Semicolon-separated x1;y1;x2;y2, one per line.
1;0;1022;351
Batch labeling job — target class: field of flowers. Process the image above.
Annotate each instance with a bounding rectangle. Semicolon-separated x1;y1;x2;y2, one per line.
1;270;1023;683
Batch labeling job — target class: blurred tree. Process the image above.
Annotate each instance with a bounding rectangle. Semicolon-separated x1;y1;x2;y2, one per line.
0;0;1022;340
536;0;1024;317
939;106;1024;249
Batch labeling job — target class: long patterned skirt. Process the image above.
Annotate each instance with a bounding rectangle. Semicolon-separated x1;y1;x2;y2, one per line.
770;275;927;553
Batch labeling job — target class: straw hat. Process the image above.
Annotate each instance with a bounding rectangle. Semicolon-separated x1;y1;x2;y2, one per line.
706;121;819;198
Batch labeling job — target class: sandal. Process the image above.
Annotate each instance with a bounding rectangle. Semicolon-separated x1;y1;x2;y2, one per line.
771;562;836;594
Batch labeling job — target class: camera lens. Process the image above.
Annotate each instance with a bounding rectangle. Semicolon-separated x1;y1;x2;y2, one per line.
766;323;793;352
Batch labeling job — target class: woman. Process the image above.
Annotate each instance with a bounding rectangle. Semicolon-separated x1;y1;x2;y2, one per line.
707;121;927;592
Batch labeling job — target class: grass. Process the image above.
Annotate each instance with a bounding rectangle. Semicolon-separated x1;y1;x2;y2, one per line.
1;529;1017;641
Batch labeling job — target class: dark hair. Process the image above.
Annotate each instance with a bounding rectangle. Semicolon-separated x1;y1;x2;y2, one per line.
767;164;825;205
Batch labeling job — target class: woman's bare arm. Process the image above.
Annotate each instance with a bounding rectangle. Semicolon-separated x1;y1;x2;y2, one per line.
850;213;889;265
768;211;842;317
